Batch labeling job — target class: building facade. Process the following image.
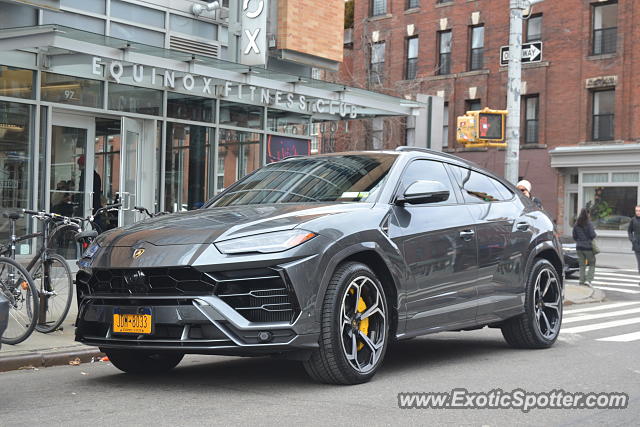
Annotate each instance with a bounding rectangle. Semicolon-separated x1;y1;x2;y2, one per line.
0;0;419;255
340;0;640;251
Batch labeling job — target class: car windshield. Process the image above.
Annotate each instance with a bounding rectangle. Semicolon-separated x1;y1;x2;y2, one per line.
209;153;398;207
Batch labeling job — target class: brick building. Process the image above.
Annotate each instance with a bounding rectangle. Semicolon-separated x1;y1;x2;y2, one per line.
338;0;640;250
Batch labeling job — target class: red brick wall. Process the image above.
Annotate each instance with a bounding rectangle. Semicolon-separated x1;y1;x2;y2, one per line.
337;0;640;225
277;0;344;63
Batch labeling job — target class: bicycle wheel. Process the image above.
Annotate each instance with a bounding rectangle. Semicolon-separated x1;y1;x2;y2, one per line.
30;253;73;333
0;257;38;345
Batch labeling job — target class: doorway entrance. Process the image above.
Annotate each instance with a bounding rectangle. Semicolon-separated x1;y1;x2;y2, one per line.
49;112;156;256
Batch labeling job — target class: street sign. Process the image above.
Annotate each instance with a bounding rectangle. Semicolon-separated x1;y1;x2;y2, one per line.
500;41;543;67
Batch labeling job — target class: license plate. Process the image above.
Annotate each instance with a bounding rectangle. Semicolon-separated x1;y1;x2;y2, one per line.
113;308;152;334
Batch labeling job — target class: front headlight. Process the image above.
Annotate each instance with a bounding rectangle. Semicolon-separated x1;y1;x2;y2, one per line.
215;230;317;254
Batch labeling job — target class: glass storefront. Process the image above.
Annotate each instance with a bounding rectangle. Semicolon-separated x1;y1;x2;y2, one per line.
0;101;33;253
0;65;35;99
218;129;261;192
41;72;103;108
165;123;213;212
581;171;639;231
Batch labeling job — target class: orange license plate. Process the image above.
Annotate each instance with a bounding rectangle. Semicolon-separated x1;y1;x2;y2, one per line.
113;308;152;334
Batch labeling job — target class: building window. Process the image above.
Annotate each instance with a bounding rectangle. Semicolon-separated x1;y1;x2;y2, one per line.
523;95;539;144
371;0;387;17
0;101;34;251
369;42;386;85
592;1;617;55
466;99;482;112
592;89;615;141
442;102;449;148
582;171;638;231
525;14;542;42
469;25;484;71
405;36;419;80
437;30;452;75
406;0;419;9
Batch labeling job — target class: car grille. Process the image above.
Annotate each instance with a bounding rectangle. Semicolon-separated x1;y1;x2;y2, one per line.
77;267;217;296
77;267;300;323
213;269;299;323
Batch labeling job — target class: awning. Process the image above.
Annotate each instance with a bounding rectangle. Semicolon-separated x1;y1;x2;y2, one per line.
0;25;423;120
549;144;640;168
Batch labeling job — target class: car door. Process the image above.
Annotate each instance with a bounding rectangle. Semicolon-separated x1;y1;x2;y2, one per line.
447;165;531;321
391;159;479;334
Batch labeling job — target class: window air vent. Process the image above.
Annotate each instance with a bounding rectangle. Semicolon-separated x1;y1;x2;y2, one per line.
170;35;220;59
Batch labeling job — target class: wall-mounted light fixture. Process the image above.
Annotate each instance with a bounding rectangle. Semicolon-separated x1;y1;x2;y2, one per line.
192;1;221;16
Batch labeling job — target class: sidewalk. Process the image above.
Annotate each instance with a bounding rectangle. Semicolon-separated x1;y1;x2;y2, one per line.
0;292;103;372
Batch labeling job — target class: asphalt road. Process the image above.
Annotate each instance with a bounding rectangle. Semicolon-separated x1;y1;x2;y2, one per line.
2;270;639;426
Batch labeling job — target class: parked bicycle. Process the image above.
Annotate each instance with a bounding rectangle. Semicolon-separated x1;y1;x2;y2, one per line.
1;210;76;338
0;212;39;345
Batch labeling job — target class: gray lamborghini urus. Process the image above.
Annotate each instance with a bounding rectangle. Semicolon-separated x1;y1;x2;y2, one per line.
75;147;564;384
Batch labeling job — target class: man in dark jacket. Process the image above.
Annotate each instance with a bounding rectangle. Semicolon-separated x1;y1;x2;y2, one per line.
628;205;640;282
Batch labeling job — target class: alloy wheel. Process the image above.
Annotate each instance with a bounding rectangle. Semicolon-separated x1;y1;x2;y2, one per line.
339;276;386;374
533;267;561;340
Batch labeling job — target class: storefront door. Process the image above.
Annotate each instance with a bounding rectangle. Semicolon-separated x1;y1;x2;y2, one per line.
50;113;95;221
118;117;143;226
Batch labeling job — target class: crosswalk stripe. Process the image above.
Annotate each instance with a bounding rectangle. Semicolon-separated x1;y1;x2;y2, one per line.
565;280;639;288
564;301;640;315
589;280;639;288
591;276;640;284
593;286;640;294
562;316;640;334
592;272;640;280
597;331;640;342
564;307;640;324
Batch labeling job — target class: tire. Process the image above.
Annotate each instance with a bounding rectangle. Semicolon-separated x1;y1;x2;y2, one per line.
303;262;389;385
30;253;73;333
0;257;39;345
104;349;184;374
501;258;563;349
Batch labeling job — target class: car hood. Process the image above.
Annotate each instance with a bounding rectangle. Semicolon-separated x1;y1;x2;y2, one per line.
97;203;372;247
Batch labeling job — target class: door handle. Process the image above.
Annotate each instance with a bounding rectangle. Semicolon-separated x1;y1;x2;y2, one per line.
516;222;529;231
459;229;475;240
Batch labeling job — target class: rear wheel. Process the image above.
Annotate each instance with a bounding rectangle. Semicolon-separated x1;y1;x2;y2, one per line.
0;258;39;345
303;262;389;385
501;258;562;348
30;253;73;333
103;349;184;374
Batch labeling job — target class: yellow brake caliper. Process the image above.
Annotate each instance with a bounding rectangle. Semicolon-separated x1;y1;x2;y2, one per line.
350;289;369;350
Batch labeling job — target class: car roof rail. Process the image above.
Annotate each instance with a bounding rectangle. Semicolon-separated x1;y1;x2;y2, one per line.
395;146;493;177
395;146;465;163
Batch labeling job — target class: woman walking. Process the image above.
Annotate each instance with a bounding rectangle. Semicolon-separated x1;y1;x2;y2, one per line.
572;208;597;286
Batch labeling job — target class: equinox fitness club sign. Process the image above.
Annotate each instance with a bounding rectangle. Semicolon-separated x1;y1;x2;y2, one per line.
92;57;359;118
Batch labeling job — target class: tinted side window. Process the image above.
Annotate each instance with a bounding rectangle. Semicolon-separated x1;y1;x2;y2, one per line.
448;165;503;203
491;178;514;200
400;160;456;204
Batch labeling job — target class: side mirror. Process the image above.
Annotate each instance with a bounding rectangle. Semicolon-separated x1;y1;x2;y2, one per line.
396;180;450;205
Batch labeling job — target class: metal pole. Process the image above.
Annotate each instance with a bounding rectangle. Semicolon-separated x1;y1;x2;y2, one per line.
504;0;528;184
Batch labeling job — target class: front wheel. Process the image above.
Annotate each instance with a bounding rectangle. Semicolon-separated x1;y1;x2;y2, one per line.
104;349;184;374
501;258;563;348
303;262;389;385
30;253;73;333
0;257;39;345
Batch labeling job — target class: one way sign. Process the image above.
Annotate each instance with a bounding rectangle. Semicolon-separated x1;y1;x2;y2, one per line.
500;42;543;66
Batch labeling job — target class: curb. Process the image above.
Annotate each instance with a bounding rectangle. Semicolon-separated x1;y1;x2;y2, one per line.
0;347;104;373
564;287;606;306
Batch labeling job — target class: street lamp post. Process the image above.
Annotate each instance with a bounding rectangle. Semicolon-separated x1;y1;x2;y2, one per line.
504;0;528;184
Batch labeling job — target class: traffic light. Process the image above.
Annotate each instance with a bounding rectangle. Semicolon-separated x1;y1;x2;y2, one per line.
456;108;508;147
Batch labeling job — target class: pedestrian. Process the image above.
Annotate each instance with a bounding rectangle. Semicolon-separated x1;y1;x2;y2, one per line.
627;204;640;283
516;179;543;208
573;208;597;286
